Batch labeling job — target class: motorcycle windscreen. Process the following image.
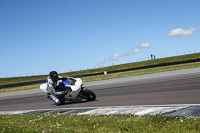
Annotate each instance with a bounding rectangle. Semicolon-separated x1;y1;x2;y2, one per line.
56;82;67;91
62;79;69;86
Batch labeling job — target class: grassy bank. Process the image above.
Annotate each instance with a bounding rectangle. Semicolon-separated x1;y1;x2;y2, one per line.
1;114;200;132
1;61;200;93
82;61;200;82
1;53;200;85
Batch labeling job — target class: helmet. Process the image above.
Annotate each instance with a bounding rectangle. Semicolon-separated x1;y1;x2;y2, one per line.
49;71;58;82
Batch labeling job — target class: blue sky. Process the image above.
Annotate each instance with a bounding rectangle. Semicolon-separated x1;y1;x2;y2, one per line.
0;0;200;77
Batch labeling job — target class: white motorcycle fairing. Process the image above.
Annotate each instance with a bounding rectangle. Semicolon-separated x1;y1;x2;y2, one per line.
40;83;48;93
40;77;96;105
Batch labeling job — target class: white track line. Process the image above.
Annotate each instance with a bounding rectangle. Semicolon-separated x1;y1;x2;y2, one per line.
1;104;200;115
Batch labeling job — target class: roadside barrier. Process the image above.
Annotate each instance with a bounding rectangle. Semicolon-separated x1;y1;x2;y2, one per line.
0;58;200;89
0;79;46;89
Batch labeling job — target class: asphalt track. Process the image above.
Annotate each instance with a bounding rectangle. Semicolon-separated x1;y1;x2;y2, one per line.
0;67;200;113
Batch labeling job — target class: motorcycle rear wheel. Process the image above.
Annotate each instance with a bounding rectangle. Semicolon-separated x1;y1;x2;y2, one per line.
81;88;96;101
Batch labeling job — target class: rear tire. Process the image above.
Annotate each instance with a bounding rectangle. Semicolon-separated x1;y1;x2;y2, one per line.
81;88;96;101
86;89;96;101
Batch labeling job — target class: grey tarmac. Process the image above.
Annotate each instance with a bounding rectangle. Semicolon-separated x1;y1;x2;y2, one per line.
0;67;200;116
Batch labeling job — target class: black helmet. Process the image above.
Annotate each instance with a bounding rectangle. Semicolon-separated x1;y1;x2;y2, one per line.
49;71;58;82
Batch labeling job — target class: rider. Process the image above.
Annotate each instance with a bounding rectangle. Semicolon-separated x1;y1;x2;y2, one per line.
46;71;69;105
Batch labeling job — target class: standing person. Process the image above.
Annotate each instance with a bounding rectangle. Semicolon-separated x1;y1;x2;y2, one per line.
151;54;153;60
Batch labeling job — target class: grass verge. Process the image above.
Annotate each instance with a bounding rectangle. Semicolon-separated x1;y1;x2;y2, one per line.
1;53;200;85
82;61;200;82
1;114;200;132
0;83;41;93
1;61;200;93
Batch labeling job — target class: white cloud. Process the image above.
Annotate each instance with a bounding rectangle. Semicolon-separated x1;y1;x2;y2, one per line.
133;47;140;53
124;51;132;56
112;53;119;60
167;28;196;36
95;59;106;66
95;42;152;66
141;43;151;47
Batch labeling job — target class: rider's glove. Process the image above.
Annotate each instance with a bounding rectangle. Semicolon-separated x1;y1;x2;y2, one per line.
61;91;66;95
55;91;67;95
55;91;63;95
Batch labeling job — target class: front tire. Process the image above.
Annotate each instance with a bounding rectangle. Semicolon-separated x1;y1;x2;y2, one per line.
57;96;65;105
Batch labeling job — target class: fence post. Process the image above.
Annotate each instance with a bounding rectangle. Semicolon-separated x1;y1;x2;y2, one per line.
104;71;107;75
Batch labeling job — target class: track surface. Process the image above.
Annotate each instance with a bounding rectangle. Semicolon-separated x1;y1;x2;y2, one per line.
0;68;200;112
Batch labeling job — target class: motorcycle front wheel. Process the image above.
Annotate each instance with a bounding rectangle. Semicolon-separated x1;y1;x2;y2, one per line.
57;95;65;105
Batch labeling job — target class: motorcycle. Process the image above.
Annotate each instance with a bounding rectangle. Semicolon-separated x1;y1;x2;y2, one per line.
40;77;96;105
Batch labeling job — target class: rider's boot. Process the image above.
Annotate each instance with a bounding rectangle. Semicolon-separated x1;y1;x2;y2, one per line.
49;94;61;105
46;93;51;99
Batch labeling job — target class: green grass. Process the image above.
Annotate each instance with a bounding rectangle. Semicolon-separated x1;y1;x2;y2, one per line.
0;83;41;93
1;53;200;132
1;53;200;85
0;114;200;132
82;61;200;82
1;60;200;93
